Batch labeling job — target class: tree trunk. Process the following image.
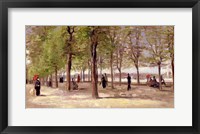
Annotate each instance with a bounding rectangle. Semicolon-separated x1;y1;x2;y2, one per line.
88;70;90;81
96;67;98;83
110;52;114;89
99;56;102;77
171;59;174;90
119;59;122;86
90;63;92;82
135;29;140;85
50;74;52;87
66;53;72;90
91;43;98;98
135;64;140;84
88;60;90;81
55;66;58;88
117;55;122;86
100;66;102;77
158;63;162;90
119;69;121;86
45;77;48;86
83;69;85;82
66;26;74;90
80;70;82;82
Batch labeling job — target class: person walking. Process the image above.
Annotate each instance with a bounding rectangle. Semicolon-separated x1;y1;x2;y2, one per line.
104;73;108;87
127;73;131;91
34;77;41;96
100;75;106;89
59;76;64;83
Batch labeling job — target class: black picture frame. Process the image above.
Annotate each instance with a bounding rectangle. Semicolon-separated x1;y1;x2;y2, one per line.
0;0;199;134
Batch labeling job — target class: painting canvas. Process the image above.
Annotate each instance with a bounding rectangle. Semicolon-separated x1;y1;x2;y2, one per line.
26;26;174;108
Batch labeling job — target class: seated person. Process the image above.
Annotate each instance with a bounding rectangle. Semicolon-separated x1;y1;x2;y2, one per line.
149;77;152;82
151;76;159;88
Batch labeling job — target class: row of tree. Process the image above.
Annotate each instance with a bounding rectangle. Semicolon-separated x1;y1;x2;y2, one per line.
26;26;174;98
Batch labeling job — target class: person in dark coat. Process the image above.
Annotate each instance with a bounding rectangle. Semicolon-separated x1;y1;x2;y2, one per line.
34;77;41;96
127;73;131;91
100;75;106;88
152;76;159;88
60;76;63;83
61;77;63;83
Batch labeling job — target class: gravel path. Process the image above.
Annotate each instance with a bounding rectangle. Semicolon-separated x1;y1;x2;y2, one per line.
26;82;174;108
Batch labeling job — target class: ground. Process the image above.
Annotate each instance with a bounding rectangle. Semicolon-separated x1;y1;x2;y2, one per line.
26;82;174;108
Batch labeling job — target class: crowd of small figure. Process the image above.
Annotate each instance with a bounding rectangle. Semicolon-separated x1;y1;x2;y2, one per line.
32;73;167;96
99;73;131;91
100;73;167;91
146;74;166;88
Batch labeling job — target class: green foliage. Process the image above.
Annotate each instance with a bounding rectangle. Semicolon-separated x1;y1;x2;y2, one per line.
27;26;65;78
144;26;171;66
26;26;174;80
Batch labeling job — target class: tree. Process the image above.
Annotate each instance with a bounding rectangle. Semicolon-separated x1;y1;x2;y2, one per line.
27;26;65;88
106;26;120;89
74;26;102;98
60;26;76;90
26;26;55;82
66;26;75;90
145;26;169;90
72;47;90;81
89;27;99;98
42;28;66;88
73;26;93;82
77;26;108;98
113;27;129;86
96;34;111;80
165;26;174;89
127;26;144;84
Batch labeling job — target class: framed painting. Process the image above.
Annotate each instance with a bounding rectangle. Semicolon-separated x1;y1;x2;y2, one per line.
0;0;199;134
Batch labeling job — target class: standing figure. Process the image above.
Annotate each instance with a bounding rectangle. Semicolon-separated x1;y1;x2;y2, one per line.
100;75;106;88
161;75;166;86
104;73;108;86
127;73;131;91
59;76;64;83
34;77;41;96
77;74;81;83
61;76;64;83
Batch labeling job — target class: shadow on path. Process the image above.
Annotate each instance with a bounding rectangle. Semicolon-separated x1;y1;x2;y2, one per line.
98;96;134;99
39;94;47;96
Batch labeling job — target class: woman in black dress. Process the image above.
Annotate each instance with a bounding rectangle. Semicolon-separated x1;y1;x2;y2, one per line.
101;75;106;88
